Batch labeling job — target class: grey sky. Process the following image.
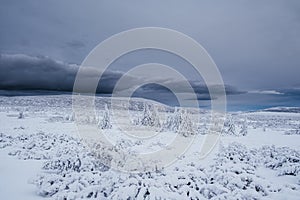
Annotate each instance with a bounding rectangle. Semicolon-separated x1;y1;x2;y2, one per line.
0;0;300;109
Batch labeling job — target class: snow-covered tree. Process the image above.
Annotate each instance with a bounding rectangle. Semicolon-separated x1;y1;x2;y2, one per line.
223;116;238;136
162;107;194;137
223;116;248;137
140;103;151;126
239;119;248;136
140;103;161;128
227;120;236;135
162;107;182;132
178;109;194;137
98;104;112;129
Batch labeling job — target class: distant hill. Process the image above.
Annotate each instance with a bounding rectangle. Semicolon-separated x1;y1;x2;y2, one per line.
262;107;300;113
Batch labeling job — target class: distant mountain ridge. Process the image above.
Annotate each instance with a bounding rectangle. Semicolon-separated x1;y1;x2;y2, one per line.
262;107;300;113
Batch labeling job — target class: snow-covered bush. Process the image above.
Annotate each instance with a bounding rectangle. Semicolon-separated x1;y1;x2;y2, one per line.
207;143;287;198
65;112;75;121
18;111;24;119
30;171;113;199
285;126;300;135
0;133;13;149
277;162;300;176
2;132;82;160
42;157;82;173
257;145;300;176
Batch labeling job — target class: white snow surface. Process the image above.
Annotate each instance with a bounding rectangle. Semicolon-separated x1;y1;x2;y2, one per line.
0;95;299;199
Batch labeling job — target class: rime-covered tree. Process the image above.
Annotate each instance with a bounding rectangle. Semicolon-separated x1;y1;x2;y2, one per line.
151;105;161;128
98;104;112;129
239;119;248;136
178;109;194;137
140;103;161;127
162;107;182;132
163;107;194;136
226;117;236;135
163;114;176;132
140;102;152;126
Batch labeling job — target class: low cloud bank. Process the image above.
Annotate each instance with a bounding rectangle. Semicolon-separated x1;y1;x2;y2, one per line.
0;54;247;106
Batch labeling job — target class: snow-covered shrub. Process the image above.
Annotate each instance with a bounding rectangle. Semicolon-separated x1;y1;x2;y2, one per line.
73;112;98;125
199;185;228;199
30;171;113;199
0;133;13;149
277;162;300;176
257;145;300;176
285;127;300;135
196;123;208;135
4;132;83;160
18;111;24;119
88;139;138;170
42;148;110;174
98;104;112;129
65;112;75;121
110;173;172;200
216;142;256;166
207;143;288;198
42;157;82;173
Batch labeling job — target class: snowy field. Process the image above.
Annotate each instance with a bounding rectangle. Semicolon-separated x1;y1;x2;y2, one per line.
0;95;299;199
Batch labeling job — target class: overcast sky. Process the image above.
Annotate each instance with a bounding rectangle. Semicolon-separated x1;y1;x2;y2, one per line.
0;0;300;110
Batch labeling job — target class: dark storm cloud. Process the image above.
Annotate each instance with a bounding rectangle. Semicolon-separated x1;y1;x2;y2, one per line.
0;54;76;91
0;54;245;102
0;54;128;93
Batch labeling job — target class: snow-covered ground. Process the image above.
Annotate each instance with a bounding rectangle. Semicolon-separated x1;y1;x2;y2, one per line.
0;95;299;199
